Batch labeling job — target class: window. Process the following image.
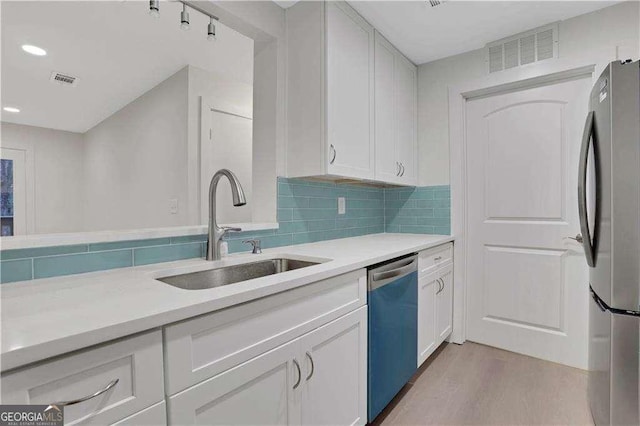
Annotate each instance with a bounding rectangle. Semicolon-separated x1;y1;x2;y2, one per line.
0;158;14;236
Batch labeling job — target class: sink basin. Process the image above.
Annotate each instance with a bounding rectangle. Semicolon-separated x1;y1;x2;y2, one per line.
157;258;321;290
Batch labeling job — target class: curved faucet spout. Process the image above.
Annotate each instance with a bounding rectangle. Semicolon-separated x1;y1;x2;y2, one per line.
207;169;247;261
209;169;246;207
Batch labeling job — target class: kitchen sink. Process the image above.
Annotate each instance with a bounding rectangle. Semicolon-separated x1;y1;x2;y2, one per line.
157;258;322;290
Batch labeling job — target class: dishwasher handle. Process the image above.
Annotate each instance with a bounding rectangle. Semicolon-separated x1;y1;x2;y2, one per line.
369;256;417;290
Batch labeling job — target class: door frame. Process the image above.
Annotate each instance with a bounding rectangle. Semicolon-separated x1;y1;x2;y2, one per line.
448;54;615;344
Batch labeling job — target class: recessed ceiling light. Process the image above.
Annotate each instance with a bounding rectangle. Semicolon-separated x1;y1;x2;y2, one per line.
21;44;47;56
3;107;20;113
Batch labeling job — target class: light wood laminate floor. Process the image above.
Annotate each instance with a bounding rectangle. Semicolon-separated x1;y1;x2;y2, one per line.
372;342;593;425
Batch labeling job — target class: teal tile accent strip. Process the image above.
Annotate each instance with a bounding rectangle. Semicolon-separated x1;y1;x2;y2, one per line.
0;178;451;283
0;259;33;283
384;185;451;235
0;244;88;261
33;250;133;279
88;238;171;252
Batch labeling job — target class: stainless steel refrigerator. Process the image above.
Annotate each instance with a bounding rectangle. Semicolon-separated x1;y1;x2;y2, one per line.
581;59;640;425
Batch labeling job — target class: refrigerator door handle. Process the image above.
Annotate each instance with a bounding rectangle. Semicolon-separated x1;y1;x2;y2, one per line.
590;287;608;312
591;286;640;317
578;111;597;267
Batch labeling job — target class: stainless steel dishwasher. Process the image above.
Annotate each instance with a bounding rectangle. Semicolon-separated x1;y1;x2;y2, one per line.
367;254;418;422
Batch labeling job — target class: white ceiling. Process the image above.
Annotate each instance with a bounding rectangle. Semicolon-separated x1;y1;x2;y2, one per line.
1;1;253;133
348;1;620;64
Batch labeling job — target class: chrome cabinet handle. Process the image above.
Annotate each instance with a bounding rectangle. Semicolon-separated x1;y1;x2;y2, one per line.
396;162;401;176
53;379;119;407
329;144;337;164
305;352;314;381
400;163;405;177
293;359;301;389
434;256;442;261
436;278;444;294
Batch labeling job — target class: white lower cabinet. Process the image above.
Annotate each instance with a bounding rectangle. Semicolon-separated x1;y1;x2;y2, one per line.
168;306;367;426
1;331;165;425
436;264;454;342
417;245;454;367
300;307;367;426
113;402;167;426
418;271;438;366
167;336;301;425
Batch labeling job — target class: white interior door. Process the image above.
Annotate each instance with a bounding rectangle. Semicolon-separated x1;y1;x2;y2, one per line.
200;107;253;225
465;76;592;369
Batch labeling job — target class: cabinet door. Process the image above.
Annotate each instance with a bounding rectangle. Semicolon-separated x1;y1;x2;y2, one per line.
395;54;417;186
168;338;302;425
374;33;399;184
418;271;438;367
301;307;367;426
436;264;454;344
326;1;375;180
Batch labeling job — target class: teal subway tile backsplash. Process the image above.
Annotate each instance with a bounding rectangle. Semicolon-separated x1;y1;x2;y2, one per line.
0;177;450;283
384;185;451;235
0;259;33;283
223;177;385;254
133;243;204;266
33;250;133;279
0;244;88;261
88;238;171;252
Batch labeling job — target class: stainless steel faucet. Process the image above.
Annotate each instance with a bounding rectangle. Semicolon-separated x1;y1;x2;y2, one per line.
206;169;247;261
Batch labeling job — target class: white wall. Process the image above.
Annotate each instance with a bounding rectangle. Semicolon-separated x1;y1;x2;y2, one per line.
418;1;640;186
82;68;190;231
0;122;84;234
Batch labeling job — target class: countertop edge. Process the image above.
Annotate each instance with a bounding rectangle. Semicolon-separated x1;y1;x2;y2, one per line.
1;235;454;373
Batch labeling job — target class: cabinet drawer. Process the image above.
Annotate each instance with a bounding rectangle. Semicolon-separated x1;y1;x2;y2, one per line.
113;401;166;426
1;331;164;426
164;269;367;395
418;243;453;276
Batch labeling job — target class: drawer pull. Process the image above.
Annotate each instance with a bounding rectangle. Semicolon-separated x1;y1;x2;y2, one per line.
54;379;119;407
293;359;301;389
305;352;315;381
434;256;442;261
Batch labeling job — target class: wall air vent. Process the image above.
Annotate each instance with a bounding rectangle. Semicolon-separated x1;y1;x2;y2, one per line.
427;0;447;7
485;23;558;74
50;71;79;87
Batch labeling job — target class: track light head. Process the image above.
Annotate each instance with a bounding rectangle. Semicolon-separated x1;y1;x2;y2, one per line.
180;4;190;30
207;18;216;41
149;0;160;18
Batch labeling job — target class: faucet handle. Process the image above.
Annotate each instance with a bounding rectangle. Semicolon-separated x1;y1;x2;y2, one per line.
243;239;262;254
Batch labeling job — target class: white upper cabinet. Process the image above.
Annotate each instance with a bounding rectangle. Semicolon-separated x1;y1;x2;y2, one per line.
287;1;375;181
374;32;418;186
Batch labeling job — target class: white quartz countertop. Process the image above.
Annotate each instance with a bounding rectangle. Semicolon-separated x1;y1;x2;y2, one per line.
1;233;453;372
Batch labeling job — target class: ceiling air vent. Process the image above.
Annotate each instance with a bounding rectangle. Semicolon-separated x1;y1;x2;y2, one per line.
486;23;558;74
50;71;79;87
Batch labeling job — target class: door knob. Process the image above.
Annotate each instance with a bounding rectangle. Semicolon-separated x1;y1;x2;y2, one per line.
567;234;584;243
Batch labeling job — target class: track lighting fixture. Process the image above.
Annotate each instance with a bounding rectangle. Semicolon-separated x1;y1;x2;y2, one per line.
180;4;190;31
147;1;219;41
207;17;216;41
149;0;160;18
